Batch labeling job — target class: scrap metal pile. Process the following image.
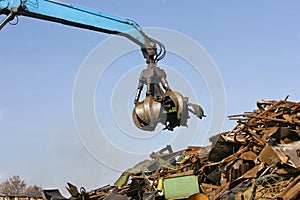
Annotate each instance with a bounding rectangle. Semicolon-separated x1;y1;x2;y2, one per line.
43;99;300;200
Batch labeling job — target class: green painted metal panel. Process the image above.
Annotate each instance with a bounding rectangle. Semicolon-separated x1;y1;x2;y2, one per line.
163;175;199;199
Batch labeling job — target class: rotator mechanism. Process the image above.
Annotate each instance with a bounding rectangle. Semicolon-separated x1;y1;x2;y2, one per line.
133;41;205;131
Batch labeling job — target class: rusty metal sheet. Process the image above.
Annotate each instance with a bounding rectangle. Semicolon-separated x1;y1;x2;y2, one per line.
259;144;283;166
221;146;249;165
229;163;265;190
206;167;221;185
208;135;242;162
260;141;300;168
261;126;279;142
273;141;300;168
239;151;257;161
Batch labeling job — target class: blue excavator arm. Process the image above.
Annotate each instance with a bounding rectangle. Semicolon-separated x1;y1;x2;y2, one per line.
0;0;204;131
0;0;165;63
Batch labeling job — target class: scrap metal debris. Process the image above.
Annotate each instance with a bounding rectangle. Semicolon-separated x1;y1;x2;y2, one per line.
43;99;300;200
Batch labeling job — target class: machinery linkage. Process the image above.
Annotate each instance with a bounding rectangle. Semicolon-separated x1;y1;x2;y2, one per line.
132;48;205;131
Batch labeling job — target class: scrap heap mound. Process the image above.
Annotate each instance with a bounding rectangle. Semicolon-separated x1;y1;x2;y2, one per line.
43;100;300;200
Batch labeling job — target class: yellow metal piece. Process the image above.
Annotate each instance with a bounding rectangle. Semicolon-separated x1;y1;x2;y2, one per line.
188;193;209;200
157;178;163;191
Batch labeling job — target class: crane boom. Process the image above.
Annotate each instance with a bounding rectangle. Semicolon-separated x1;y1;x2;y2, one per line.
0;0;164;63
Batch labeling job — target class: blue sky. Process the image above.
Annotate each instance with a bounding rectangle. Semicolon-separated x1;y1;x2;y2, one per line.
1;0;300;196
